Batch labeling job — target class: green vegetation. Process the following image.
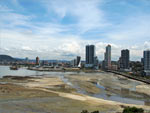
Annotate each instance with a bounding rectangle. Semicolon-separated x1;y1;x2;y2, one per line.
81;107;144;113
91;111;99;113
81;110;89;113
81;110;99;113
122;106;144;113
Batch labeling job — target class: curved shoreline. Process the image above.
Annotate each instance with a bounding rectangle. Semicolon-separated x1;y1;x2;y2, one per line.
1;66;150;112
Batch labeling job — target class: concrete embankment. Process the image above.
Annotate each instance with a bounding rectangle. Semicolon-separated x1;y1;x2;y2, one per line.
107;70;150;84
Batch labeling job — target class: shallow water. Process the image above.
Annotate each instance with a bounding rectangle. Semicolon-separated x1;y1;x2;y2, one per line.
0;65;150;106
94;82;145;105
0;66;83;77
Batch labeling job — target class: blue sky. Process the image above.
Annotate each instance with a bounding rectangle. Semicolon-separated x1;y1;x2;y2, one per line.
0;0;150;60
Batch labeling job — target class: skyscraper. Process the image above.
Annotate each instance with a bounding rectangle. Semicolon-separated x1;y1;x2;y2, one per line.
36;56;39;65
76;56;81;66
143;50;150;75
86;45;89;64
120;49;130;69
85;45;95;67
71;56;81;67
104;45;111;69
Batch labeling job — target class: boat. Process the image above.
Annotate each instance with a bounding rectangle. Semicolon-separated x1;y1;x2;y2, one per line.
10;66;18;70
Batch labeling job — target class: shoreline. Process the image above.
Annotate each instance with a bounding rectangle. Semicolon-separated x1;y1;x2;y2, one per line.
1;65;150;112
27;67;150;86
27;67;103;73
0;74;150;112
107;70;150;84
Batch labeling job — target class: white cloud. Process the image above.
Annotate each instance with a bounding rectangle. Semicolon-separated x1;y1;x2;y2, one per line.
41;0;108;33
106;15;150;44
22;46;33;51
0;25;148;61
144;41;150;49
0;0;150;61
0;12;32;28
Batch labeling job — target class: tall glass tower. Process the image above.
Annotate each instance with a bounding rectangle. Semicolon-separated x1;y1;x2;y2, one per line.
144;50;150;75
86;45;95;65
120;49;130;69
105;45;111;69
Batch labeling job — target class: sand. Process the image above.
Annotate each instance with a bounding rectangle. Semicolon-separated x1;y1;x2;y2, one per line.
0;73;150;113
25;77;65;88
136;84;150;95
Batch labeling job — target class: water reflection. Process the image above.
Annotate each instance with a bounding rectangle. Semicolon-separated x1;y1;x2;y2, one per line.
121;88;129;95
0;66;83;77
93;82;149;105
145;101;150;106
0;66;150;106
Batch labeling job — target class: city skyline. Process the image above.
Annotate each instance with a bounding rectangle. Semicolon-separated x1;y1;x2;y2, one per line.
0;0;150;60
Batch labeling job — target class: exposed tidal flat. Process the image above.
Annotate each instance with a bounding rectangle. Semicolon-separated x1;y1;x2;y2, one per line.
0;66;150;113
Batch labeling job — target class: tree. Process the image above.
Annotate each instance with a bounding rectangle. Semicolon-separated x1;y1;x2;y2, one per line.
123;106;144;113
91;111;99;113
81;110;89;113
81;110;99;113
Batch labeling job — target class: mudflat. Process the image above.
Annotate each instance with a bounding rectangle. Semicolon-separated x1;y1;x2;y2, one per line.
0;73;150;113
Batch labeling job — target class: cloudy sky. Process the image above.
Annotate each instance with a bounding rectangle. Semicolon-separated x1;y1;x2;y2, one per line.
0;0;150;61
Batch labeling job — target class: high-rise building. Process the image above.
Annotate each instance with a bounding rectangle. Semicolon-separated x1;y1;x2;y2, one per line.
36;56;39;65
86;45;95;65
86;45;90;64
71;56;81;67
94;56;99;69
85;45;96;68
141;58;144;65
76;56;81;66
104;45;111;69
119;49;130;69
143;50;150;75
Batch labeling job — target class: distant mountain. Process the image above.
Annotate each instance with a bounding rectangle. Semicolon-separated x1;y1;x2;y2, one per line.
14;57;24;61
0;55;16;61
0;55;71;62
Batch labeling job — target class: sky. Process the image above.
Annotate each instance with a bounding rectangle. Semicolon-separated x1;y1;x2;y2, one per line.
0;0;150;61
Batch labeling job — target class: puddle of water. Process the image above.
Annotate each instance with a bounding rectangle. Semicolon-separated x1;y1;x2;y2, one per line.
1;66;150;106
60;75;86;94
93;82;150;105
58;73;150;106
